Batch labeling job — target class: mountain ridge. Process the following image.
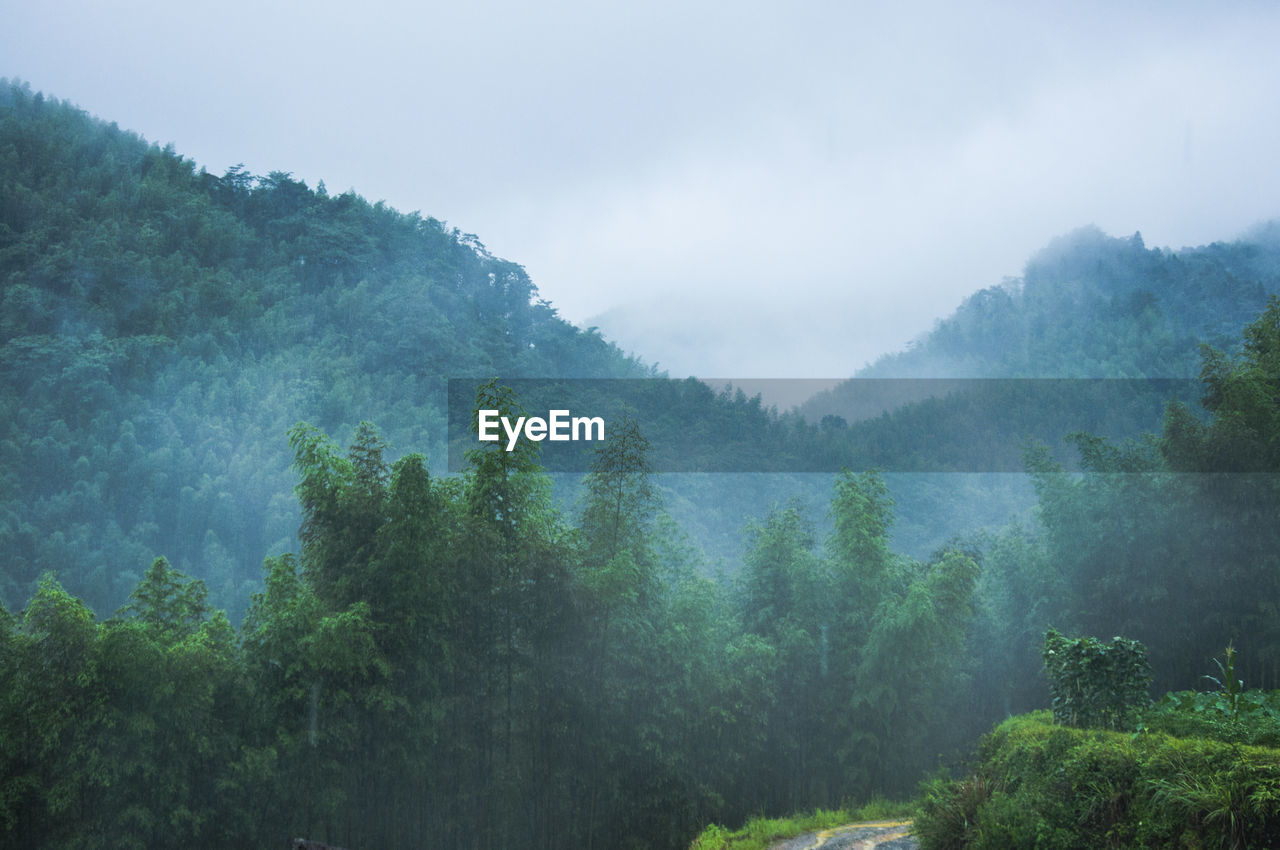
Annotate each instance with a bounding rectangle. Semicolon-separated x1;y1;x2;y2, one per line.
0;79;649;615
5;77;1280;618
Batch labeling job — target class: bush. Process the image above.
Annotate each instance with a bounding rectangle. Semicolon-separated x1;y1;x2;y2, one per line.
1141;648;1280;748
915;712;1280;849
1042;628;1151;731
914;772;990;850
1142;689;1280;747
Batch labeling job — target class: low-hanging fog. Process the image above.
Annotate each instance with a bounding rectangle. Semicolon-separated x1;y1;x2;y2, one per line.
4;0;1280;375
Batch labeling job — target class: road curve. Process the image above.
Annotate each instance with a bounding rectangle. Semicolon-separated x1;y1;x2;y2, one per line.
771;820;917;850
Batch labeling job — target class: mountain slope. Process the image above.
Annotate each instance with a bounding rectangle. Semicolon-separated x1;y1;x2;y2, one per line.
788;223;1280;561
851;225;1279;381
0;80;648;614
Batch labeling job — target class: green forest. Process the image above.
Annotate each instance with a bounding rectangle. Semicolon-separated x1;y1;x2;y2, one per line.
6;78;1280;848
0;80;651;619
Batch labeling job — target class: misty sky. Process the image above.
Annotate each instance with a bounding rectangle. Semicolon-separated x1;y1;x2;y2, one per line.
5;1;1280;377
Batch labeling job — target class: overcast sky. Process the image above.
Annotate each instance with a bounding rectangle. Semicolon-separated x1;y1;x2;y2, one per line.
5;1;1280;376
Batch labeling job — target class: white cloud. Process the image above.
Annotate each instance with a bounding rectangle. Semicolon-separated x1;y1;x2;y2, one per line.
4;0;1279;375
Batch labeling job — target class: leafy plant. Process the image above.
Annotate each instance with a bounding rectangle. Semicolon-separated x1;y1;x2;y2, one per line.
1205;645;1244;721
915;772;991;850
1042;628;1152;731
916;712;1280;850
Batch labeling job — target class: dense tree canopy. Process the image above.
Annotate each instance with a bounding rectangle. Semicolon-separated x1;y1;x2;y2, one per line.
0;407;988;848
8;77;1280;848
0;80;650;616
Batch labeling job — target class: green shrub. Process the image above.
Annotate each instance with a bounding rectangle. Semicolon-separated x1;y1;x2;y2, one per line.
915;712;1280;849
915;772;990;850
1142;689;1280;747
1042;628;1151;730
1140;649;1280;748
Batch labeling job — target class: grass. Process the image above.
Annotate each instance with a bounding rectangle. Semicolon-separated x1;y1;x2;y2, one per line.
688;797;914;850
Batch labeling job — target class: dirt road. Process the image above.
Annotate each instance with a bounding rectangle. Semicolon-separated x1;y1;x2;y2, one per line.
771;819;917;850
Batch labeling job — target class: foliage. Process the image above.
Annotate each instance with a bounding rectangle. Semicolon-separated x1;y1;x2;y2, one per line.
13;75;1280;850
1205;645;1246;720
1042;628;1151;731
916;712;1280;850
1018;299;1280;699
0;410;992;848
6;75;1280;627
914;772;992;850
0;79;650;617
1140;650;1280;748
849;225;1280;381
0;570;245;848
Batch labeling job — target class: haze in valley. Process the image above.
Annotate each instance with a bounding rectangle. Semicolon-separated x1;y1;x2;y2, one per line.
5;0;1280;375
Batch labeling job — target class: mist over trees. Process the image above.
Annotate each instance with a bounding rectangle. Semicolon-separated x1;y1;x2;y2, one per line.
7;78;1280;848
0;405;985;848
847;224;1280;381
0;80;648;616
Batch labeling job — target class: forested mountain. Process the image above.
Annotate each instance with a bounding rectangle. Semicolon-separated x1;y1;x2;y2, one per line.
791;223;1280;565
798;220;1280;427
11;71;1278;618
0;80;648;615
816;225;1280;736
8;77;1280;849
539;220;1280;562
907;299;1280;850
859;224;1280;380
2;82;974;848
803;223;1280;428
